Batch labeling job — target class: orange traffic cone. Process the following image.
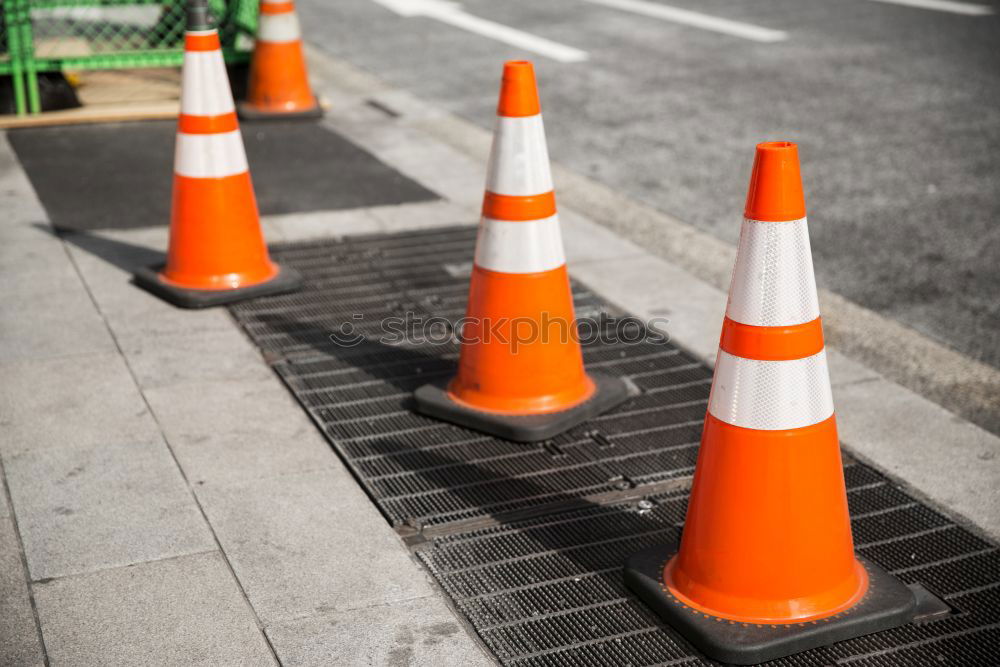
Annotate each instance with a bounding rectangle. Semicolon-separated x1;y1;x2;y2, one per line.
134;0;301;308
624;142;915;664
237;0;321;120
414;61;628;442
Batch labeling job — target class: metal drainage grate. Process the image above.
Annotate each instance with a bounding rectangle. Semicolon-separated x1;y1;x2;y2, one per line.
230;226;1000;665
419;469;1000;666
230;226;712;527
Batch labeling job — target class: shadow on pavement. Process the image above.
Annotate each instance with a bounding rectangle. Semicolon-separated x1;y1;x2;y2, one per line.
36;222;165;274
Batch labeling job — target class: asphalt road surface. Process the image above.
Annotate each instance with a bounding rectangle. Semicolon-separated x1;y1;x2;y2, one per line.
298;0;1000;370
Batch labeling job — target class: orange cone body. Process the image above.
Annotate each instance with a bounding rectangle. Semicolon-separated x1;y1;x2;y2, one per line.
451;62;591;414
665;141;865;622
135;12;300;309
163;29;277;290
413;62;627;441
452;266;593;413
623;142;915;663
242;0;320;117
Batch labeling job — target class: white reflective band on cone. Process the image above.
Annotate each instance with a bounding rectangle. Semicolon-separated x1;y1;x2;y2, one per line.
174;131;249;179
258;12;302;43
180;50;236;116
708;348;834;430
485;115;554;196
726;217;820;327
474;215;566;274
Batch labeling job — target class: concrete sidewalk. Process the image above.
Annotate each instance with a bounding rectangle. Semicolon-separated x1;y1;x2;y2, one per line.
1;45;999;667
0;114;492;667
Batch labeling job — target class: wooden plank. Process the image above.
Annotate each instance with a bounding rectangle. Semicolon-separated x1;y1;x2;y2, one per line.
0;100;179;129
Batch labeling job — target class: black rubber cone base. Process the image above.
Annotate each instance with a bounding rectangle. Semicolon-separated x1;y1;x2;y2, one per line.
414;372;629;443
624;543;917;665
133;264;303;309
237;99;323;121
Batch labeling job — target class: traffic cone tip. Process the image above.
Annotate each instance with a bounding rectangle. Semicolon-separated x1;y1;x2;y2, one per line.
497;60;541;117
744;140;807;222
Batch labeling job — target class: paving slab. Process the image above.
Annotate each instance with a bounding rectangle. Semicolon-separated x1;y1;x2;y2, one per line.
571;253;728;364
0;478;45;667
33;551;275;667
827;347;882;389
835;377;1000;539
60;225;170;286
264;208;383;243
61;226;239;336
0;237;116;362
0;134;49;236
0;235;66;322
195;467;436;625
61;230;276;388
0;283;114;364
0;225;69;279
4;438;214;580
367;200;477;233
561;208;646;265
267;596;493;667
144;379;337;486
0;352;161;457
119;324;274;391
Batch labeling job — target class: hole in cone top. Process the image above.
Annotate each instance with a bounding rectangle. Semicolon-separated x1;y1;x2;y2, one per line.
744;141;807;222
497;61;541;117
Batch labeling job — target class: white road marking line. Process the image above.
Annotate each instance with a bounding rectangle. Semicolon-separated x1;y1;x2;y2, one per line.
579;0;788;43
865;0;994;15
371;0;589;63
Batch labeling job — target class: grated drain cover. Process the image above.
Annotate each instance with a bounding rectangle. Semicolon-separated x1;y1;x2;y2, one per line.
230;226;1000;665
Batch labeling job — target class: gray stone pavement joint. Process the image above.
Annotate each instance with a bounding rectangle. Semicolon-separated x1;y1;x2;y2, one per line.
192;467;442;626
0;463;47;667
33;552;277;666
266;595;496;667
4;437;216;581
